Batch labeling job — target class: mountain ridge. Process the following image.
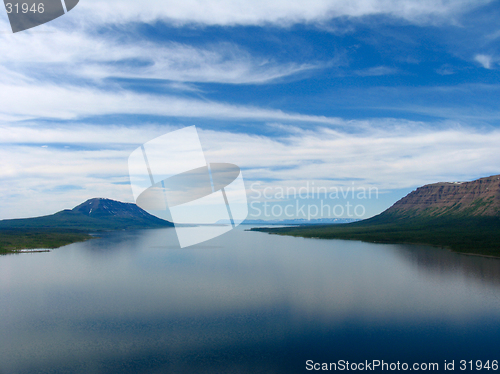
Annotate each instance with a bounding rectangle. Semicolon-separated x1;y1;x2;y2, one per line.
0;198;173;231
380;174;500;219
0;198;174;253
252;174;500;257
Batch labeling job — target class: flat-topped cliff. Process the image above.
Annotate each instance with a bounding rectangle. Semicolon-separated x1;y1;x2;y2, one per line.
383;175;500;218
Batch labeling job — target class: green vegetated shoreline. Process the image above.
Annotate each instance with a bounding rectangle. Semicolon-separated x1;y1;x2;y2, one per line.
251;215;500;257
0;228;94;255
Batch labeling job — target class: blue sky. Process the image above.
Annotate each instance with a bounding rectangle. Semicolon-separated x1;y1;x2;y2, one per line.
1;0;500;220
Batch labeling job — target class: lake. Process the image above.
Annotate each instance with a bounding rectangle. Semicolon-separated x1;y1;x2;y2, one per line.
1;226;500;373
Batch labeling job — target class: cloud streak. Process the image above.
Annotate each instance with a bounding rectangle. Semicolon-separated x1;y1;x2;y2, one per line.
0;81;348;123
0;0;498;222
474;54;494;69
76;0;491;26
1;123;499;219
0;29;322;84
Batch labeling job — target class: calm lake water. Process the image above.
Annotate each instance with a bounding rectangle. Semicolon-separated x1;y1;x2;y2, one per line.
1;226;500;373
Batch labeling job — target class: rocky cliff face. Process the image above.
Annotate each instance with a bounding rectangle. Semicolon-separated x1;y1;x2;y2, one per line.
384;175;500;218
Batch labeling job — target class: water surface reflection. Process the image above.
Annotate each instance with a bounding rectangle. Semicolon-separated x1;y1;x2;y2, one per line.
1;227;500;373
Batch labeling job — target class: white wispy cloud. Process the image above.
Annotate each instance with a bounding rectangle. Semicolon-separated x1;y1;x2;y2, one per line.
2;0;484;34
474;54;494;69
0;80;349;123
0;145;133;219
435;64;456;75
0;29;322;84
0;27;334;125
486;29;500;41
0;0;497;221
75;0;491;26
322;83;500;122
0;22;329;124
354;66;398;76
1;123;499;219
